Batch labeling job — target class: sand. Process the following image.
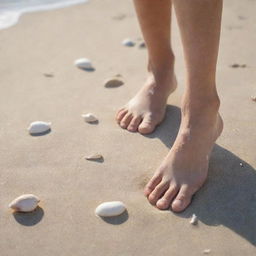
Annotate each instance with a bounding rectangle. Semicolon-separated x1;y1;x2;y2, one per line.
0;0;255;255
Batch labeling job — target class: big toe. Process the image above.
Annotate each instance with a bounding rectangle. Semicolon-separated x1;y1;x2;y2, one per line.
171;185;196;212
138;116;157;134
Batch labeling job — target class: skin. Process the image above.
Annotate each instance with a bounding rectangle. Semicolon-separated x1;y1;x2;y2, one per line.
116;0;176;134
116;0;223;212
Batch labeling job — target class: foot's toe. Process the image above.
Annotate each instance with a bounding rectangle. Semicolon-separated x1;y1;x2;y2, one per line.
171;185;196;212
120;113;133;129
148;181;169;205
116;109;128;123
144;173;162;197
127;116;142;132
138;115;157;134
156;185;179;210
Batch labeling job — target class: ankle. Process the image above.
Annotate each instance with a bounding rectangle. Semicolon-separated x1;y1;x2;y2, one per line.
181;92;220;119
148;52;175;79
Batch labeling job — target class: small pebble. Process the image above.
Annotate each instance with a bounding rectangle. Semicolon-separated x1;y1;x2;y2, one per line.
122;38;135;47
43;73;54;77
203;249;211;254
85;153;103;161
112;14;126;20
230;63;247;68
74;58;94;70
138;41;146;48
81;113;98;123
28;121;51;135
190;214;198;225
9;194;40;212
238;15;246;20
95;201;126;217
230;64;240;68
251;96;256;102
104;77;124;88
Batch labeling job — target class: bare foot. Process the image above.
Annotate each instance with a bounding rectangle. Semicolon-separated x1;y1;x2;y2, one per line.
116;66;177;134
144;100;223;212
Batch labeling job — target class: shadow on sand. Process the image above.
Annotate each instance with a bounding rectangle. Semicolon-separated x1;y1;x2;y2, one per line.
145;105;256;246
100;210;129;225
13;206;44;226
30;129;51;136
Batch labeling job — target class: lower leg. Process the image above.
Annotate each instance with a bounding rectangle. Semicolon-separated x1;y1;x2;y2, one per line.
133;0;173;73
175;0;223;104
145;0;223;212
116;0;177;134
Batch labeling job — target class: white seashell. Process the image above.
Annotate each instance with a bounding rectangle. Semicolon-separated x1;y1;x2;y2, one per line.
81;113;98;123
104;77;124;88
74;58;93;70
9;194;40;212
190;214;198;225
28;121;51;134
95;201;126;217
122;38;135;47
251;95;256;102
85;153;103;161
203;249;211;254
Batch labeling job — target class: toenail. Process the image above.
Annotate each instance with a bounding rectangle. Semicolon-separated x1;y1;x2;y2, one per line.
173;199;183;208
157;199;165;206
149;194;157;202
149;194;155;199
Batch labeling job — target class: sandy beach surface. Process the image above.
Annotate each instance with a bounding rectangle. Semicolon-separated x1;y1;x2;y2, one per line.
0;0;256;255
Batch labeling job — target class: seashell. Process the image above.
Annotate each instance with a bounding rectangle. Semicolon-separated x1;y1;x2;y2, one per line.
251;95;256;102
95;201;126;217
203;249;211;254
74;58;94;70
28;121;51;135
104;77;124;88
81;113;98;123
190;214;198;225
85;153;103;161
122;38;135;47
138;41;146;48
9;194;40;212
